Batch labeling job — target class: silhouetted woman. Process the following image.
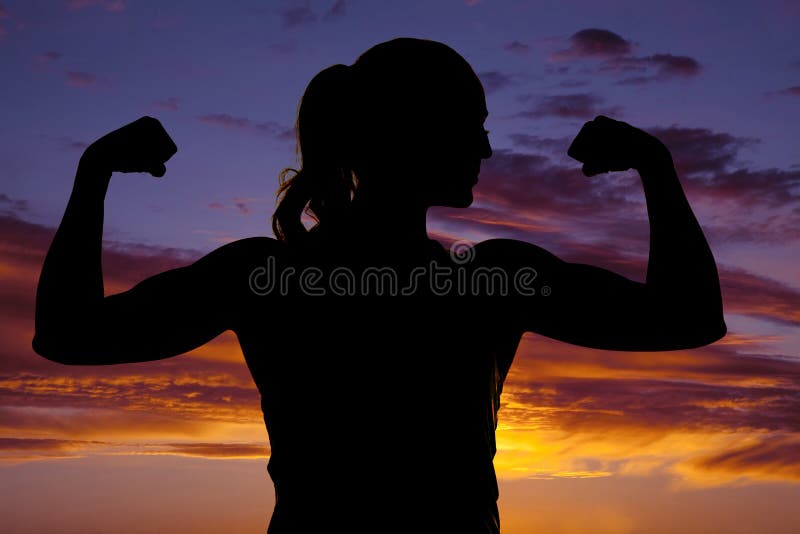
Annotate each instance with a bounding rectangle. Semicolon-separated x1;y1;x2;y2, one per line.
33;38;726;533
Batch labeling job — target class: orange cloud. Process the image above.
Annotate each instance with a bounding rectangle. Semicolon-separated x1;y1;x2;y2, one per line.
679;432;800;485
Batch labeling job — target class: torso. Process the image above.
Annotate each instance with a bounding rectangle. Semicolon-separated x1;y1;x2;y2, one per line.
230;233;523;533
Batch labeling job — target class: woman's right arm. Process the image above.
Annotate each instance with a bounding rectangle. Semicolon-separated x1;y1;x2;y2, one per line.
33;117;263;365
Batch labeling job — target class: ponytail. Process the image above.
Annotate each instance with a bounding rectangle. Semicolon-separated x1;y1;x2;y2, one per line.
272;64;357;242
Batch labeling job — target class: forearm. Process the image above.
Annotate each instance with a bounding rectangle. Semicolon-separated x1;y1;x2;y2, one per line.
34;154;112;353
637;146;725;333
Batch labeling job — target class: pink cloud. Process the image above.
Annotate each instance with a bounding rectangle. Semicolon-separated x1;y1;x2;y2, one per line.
197;113;251;130
197;113;293;141
765;85;800;99
551;28;633;61
206;198;261;215
65;71;97;88
36;51;62;63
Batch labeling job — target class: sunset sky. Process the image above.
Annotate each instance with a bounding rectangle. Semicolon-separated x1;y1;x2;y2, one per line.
1;0;799;532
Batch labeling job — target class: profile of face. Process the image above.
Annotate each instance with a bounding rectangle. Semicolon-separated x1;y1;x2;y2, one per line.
351;39;493;209
411;73;493;209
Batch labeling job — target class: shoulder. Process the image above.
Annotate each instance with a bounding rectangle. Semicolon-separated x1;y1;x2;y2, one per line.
182;238;290;312
473;238;564;269
187;237;286;292
199;237;285;266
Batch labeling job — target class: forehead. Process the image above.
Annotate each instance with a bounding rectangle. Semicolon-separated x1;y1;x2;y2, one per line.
426;70;488;118
358;54;488;122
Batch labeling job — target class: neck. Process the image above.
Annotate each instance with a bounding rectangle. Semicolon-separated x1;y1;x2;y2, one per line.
348;188;429;246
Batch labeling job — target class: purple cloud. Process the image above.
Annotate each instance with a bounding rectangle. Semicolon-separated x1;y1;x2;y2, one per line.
764;86;800;99
206;198;262;215
277;2;348;28
65;71;97;88
478;70;515;94
196;113;250;129
515;93;622;120
691;434;800;481
57;136;89;151
35;51;62;64
508;133;571;153
254;121;295;141
504;41;530;54
323;0;347;21
608;54;702;84
197;113;293;141
548;28;702;85
281;6;317;28
234;199;250;215
553;28;633;60
430;120;799;285
0;194;29;216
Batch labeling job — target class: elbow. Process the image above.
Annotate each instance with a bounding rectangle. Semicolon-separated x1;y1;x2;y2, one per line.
635;311;727;352
689;299;728;347
32;332;67;364
32;332;86;365
669;315;727;350
33;310;78;364
701;316;727;346
650;291;727;350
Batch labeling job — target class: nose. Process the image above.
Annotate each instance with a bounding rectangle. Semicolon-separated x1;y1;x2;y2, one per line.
480;131;492;159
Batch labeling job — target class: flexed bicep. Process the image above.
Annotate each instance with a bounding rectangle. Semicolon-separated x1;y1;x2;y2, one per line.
91;261;232;364
479;239;724;352
519;256;655;350
34;238;271;365
481;116;726;352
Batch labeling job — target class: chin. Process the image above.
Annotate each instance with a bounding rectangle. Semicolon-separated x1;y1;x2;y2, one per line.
457;192;474;207
439;190;473;208
427;178;476;207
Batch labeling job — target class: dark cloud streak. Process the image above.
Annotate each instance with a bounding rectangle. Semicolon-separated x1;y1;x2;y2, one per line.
196;113;294;141
478;70;515;94
553;28;633;60
548;28;702;85
281;6;317;28
514;93;622;119
504;41;530;54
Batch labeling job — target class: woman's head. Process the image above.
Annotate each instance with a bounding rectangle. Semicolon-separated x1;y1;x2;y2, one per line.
273;38;492;242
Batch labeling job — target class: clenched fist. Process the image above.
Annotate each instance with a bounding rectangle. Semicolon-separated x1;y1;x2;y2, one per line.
81;116;178;177
567;115;667;177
